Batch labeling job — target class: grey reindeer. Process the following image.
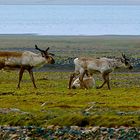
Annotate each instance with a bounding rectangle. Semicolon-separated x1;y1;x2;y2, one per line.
69;54;133;90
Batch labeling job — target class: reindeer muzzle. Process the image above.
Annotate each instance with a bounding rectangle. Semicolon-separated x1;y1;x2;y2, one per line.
72;85;76;89
51;59;55;64
129;65;133;70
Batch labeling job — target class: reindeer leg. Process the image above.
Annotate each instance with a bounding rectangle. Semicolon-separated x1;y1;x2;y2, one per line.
79;70;88;89
69;73;76;89
17;67;25;88
97;73;110;89
27;67;37;88
96;73;107;89
106;74;110;90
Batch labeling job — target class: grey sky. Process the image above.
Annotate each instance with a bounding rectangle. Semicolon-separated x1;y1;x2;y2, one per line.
0;0;140;5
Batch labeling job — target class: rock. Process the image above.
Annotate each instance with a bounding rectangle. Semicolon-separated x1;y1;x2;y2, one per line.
9;134;19;139
91;126;100;132
0;108;29;114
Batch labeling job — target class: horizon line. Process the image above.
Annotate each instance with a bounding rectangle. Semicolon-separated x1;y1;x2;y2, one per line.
0;34;140;36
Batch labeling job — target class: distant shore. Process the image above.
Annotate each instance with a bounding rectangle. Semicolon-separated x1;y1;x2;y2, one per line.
1;34;140;37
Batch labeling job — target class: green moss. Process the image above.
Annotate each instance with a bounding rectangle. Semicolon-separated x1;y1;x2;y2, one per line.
0;72;140;127
48;114;90;127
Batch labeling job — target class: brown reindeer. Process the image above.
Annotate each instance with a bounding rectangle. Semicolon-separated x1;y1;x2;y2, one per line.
69;54;133;90
0;45;55;88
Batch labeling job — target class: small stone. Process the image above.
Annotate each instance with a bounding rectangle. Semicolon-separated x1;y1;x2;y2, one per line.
10;108;21;112
100;127;107;131
47;125;55;130
10;134;19;139
91;126;100;132
70;126;79;130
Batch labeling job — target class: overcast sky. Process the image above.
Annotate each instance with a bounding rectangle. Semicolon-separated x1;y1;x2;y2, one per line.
0;0;140;5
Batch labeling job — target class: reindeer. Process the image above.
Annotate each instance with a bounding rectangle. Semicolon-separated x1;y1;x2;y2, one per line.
69;54;133;90
0;45;55;88
71;74;95;89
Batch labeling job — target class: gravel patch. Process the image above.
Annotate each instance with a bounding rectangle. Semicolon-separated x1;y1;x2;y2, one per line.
0;126;139;140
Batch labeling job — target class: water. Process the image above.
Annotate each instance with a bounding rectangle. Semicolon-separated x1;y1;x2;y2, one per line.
0;5;140;35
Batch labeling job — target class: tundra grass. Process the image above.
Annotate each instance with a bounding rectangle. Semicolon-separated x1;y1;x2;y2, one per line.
0;35;140;58
0;71;140;127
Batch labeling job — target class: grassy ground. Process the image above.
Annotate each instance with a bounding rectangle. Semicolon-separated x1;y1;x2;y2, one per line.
0;71;140;127
0;35;140;127
0;35;140;58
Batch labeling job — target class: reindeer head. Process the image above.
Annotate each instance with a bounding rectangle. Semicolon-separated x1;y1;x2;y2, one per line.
121;53;133;70
35;45;55;64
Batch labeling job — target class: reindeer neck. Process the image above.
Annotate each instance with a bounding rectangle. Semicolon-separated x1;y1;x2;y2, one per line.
22;51;46;67
111;58;122;68
31;53;46;67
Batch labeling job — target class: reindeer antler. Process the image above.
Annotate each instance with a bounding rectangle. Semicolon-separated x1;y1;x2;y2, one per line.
35;45;44;52
45;47;50;52
35;45;54;56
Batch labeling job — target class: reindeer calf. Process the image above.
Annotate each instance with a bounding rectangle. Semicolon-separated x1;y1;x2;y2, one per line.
71;75;95;89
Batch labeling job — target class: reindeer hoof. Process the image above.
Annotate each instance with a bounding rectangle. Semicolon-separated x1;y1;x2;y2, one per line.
72;86;76;89
96;86;101;89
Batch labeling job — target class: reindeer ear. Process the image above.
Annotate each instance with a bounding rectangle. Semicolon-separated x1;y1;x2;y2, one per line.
46;47;50;52
122;53;130;61
122;53;125;57
49;53;55;56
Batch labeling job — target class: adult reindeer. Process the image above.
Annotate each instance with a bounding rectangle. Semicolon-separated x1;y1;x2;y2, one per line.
69;54;133;90
0;45;55;88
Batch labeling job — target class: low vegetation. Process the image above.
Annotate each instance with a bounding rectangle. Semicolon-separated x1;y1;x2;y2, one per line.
0;71;140;127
